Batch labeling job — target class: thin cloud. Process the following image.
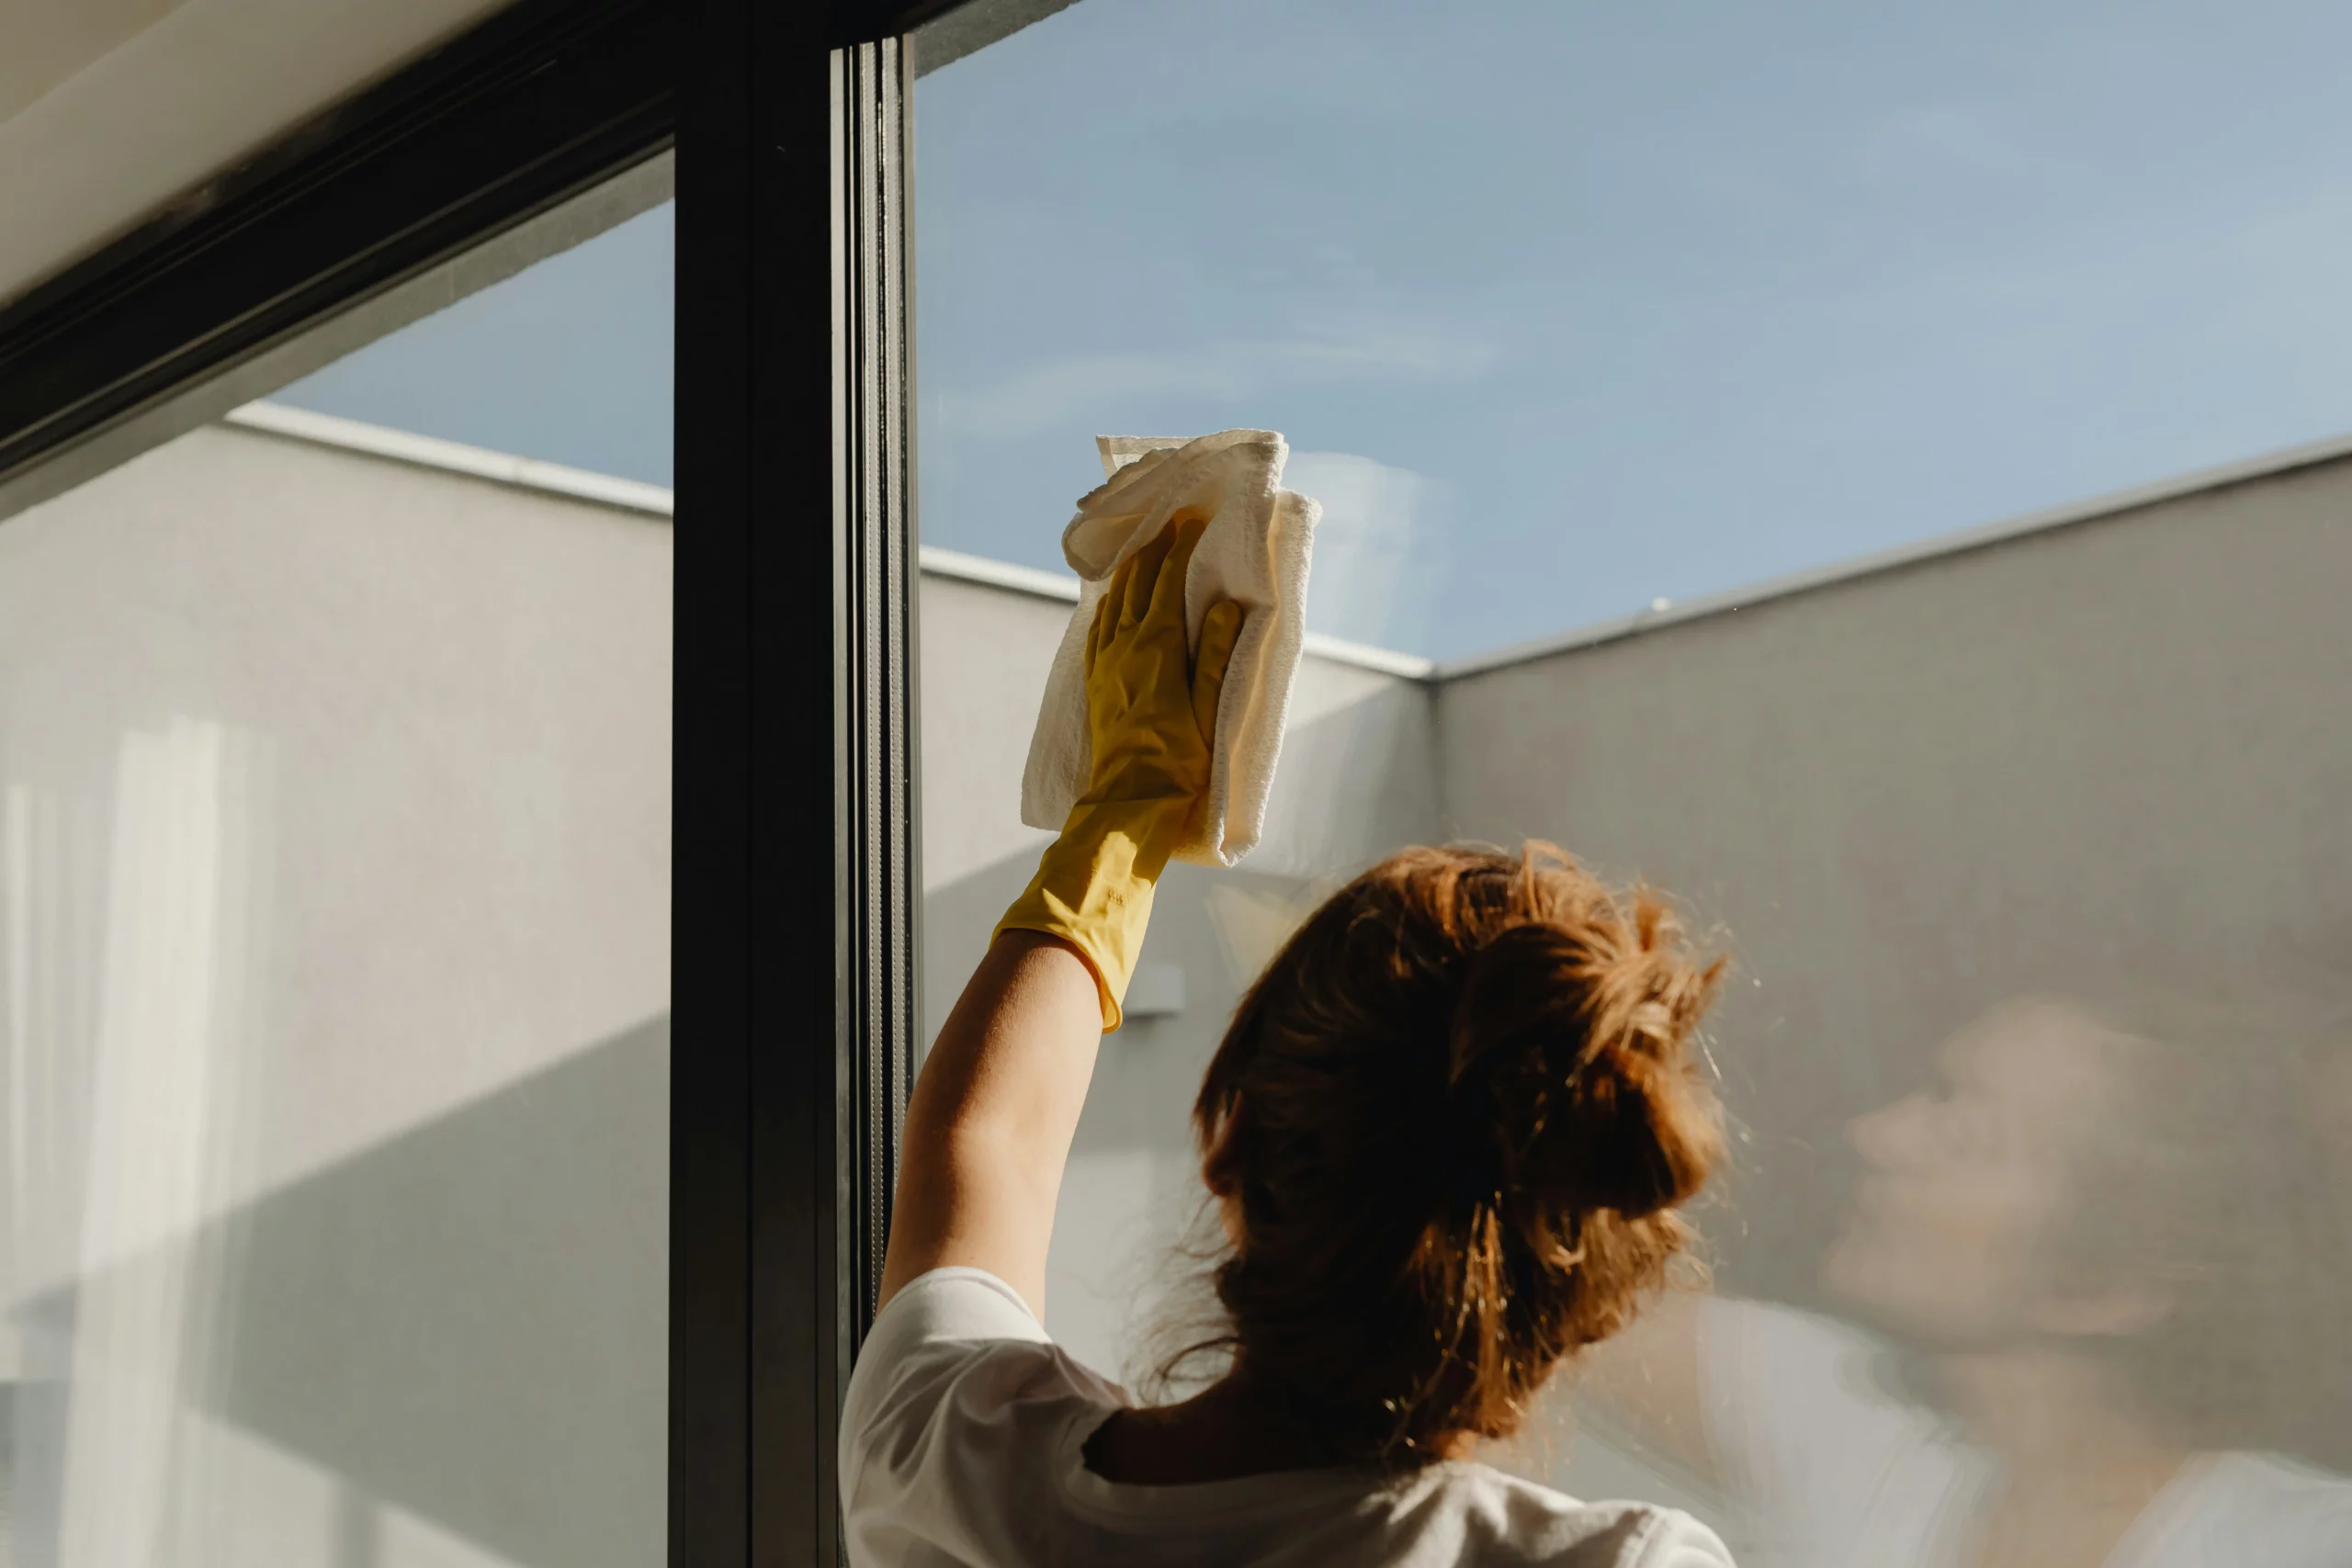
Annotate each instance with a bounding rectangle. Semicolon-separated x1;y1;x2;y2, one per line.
1850;102;2045;188
1285;449;1447;651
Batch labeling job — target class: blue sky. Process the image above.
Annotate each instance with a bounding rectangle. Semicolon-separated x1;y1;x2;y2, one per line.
282;0;2352;660
277;202;675;487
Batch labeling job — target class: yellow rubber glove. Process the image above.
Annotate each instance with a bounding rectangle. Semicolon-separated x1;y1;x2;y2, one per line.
996;515;1245;1029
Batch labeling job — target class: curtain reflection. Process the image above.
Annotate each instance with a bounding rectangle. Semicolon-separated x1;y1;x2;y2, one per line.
1;401;676;1562
16;722;268;1567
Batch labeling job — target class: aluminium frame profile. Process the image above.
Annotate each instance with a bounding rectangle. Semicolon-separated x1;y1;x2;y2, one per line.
0;0;931;1561
673;4;925;1565
831;35;921;1376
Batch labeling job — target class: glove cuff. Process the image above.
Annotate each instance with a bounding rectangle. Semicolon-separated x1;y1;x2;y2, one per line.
993;796;1189;1031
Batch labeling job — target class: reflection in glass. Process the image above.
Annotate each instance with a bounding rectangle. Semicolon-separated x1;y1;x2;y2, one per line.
1569;991;2351;1566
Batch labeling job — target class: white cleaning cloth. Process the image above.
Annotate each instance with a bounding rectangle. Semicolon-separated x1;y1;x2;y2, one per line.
1020;429;1319;867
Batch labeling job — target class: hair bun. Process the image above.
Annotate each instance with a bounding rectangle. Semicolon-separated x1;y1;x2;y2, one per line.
1447;918;1719;1220
1189;841;1724;1467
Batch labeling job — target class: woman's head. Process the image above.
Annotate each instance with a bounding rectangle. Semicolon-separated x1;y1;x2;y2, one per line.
1190;841;1724;1467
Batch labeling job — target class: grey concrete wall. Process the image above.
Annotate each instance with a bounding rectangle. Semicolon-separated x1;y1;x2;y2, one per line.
915;451;2352;1538
13;407;2343;1562
0;423;671;1568
1434;454;2352;1537
1436;451;2352;1303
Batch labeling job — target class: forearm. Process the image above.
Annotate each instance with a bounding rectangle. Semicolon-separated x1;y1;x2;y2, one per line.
877;931;1104;1314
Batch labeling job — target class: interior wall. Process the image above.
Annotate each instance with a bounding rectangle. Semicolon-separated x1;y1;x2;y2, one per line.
0;0;513;308
0;421;672;1567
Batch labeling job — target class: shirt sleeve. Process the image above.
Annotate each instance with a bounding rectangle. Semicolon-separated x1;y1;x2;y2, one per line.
839;1266;1120;1561
840;1266;1049;1487
1621;1506;1737;1568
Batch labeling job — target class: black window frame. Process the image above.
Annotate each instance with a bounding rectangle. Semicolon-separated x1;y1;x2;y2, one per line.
0;0;1068;1557
0;2;893;1564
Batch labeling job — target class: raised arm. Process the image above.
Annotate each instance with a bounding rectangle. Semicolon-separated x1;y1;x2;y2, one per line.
877;518;1241;1317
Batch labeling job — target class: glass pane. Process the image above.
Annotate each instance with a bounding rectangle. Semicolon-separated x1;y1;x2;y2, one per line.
2;175;673;1567
915;3;2352;1560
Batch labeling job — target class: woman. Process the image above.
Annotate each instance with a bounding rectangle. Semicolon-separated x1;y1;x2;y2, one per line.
840;518;1736;1566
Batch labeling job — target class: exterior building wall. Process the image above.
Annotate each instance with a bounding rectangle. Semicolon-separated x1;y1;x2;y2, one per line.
917;447;2352;1525
1437;451;2352;1304
10;412;2346;1560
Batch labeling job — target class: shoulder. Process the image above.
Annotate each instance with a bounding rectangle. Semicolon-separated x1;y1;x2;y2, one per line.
1420;1464;1737;1568
852;1265;1056;1375
2152;1450;2352;1567
840;1268;1121;1502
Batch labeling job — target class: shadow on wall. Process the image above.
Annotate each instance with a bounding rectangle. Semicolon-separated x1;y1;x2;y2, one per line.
8;1014;669;1568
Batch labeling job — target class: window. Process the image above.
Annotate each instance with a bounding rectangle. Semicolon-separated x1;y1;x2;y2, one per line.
1;164;673;1568
914;2;2352;1559
3;4;920;1562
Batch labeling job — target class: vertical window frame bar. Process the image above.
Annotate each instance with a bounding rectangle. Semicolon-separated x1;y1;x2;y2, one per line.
831;33;919;1375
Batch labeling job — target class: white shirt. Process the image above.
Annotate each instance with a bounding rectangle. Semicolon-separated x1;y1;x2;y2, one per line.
1698;1300;2352;1568
840;1267;1738;1568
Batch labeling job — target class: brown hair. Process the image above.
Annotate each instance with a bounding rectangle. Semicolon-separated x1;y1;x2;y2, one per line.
1190;841;1724;1467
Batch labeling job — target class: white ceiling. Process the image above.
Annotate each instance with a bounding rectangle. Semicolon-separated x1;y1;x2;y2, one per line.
0;0;514;309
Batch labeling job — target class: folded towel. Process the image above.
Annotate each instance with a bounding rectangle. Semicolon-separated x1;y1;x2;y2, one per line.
1020;429;1319;867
